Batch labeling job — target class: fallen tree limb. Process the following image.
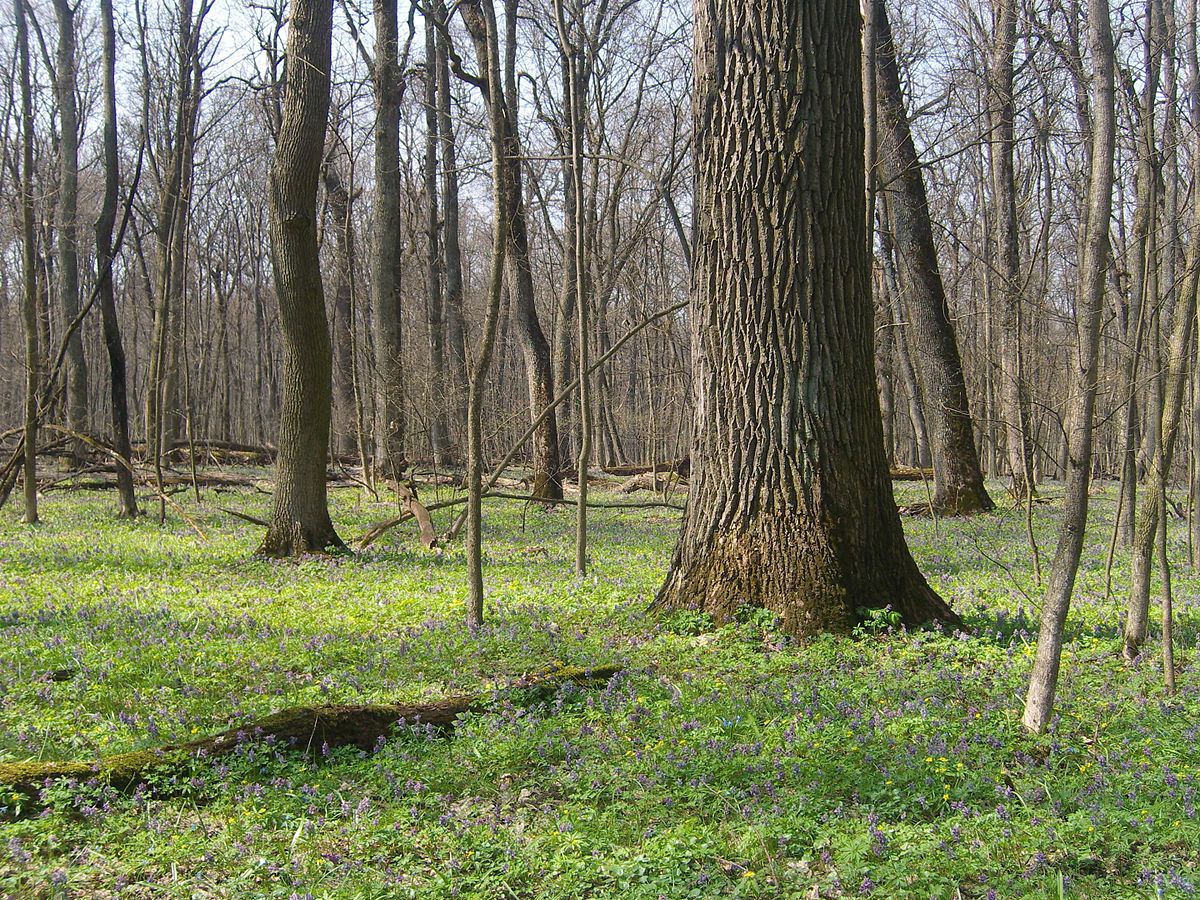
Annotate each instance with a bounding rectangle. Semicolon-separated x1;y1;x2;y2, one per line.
0;665;621;812
889;466;937;481
383;478;438;549
602;457;690;478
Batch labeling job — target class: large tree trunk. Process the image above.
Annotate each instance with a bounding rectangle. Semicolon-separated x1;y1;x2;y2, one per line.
258;0;342;557
371;0;407;480
872;0;993;515
1023;0;1114;733
52;0;89;465
96;0;138;518
656;0;959;638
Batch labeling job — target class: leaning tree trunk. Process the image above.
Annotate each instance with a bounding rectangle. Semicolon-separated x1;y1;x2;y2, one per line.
1022;0;1114;733
872;0;993;515
96;0;138;518
656;0;959;638
258;0;342;557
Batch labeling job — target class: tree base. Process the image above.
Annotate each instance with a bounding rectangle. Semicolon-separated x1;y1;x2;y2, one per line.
257;518;347;558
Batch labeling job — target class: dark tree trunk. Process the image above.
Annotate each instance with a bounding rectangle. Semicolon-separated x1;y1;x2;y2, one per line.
321;153;357;457
97;0;138;518
371;0;406;480
872;0;993;515
259;0;342;557
656;0;959;638
424;15;451;466
434;0;468;438
461;0;563;500
53;0;89;464
16;0;38;524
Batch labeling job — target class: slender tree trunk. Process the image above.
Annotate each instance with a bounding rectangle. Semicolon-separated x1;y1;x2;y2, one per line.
258;0;342;557
434;0;468;439
52;0;89;464
17;0;39;524
990;0;1034;500
656;0;959;638
424;15;451;466
1123;0;1200;660
1023;0;1114;733
463;0;509;629
371;0;406;480
872;0;993;514
96;0;138;518
322;154;358;458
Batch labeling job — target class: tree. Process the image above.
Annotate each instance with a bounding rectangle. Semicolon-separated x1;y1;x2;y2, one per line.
16;0;39;524
369;0;408;481
52;0;89;464
871;0;994;515
97;0;139;518
1022;0;1114;733
258;0;343;556
655;0;959;637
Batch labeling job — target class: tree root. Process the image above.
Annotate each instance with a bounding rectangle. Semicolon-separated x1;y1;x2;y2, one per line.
0;665;620;814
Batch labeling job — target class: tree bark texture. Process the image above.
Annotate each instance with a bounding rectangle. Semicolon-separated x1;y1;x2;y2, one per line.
17;0;39;524
656;0;959;638
873;0;993;515
259;0;342;556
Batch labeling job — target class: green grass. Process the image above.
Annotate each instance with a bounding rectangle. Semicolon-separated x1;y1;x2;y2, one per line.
0;475;1196;898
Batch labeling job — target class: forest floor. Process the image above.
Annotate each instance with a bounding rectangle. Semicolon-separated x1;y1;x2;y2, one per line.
0;474;1197;898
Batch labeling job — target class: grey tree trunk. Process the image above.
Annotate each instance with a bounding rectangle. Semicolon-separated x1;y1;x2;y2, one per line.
1123;0;1200;661
872;0;993;514
258;0;342;557
656;0;959;638
990;0;1034;500
321;152;358;457
1023;0;1114;733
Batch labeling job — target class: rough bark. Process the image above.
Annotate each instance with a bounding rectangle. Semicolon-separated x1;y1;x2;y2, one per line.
322;151;358;458
1023;0;1114;733
258;0;343;557
656;0;959;638
872;0;993;515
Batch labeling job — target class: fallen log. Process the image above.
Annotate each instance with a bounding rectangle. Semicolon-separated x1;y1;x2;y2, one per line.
0;665;620;811
602;457;690;478
889;466;936;481
618;472;687;494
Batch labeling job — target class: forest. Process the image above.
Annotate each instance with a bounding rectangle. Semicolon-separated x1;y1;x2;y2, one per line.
0;0;1198;894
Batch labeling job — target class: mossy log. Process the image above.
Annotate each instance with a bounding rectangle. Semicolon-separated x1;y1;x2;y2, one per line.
0;665;620;810
888;465;936;481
